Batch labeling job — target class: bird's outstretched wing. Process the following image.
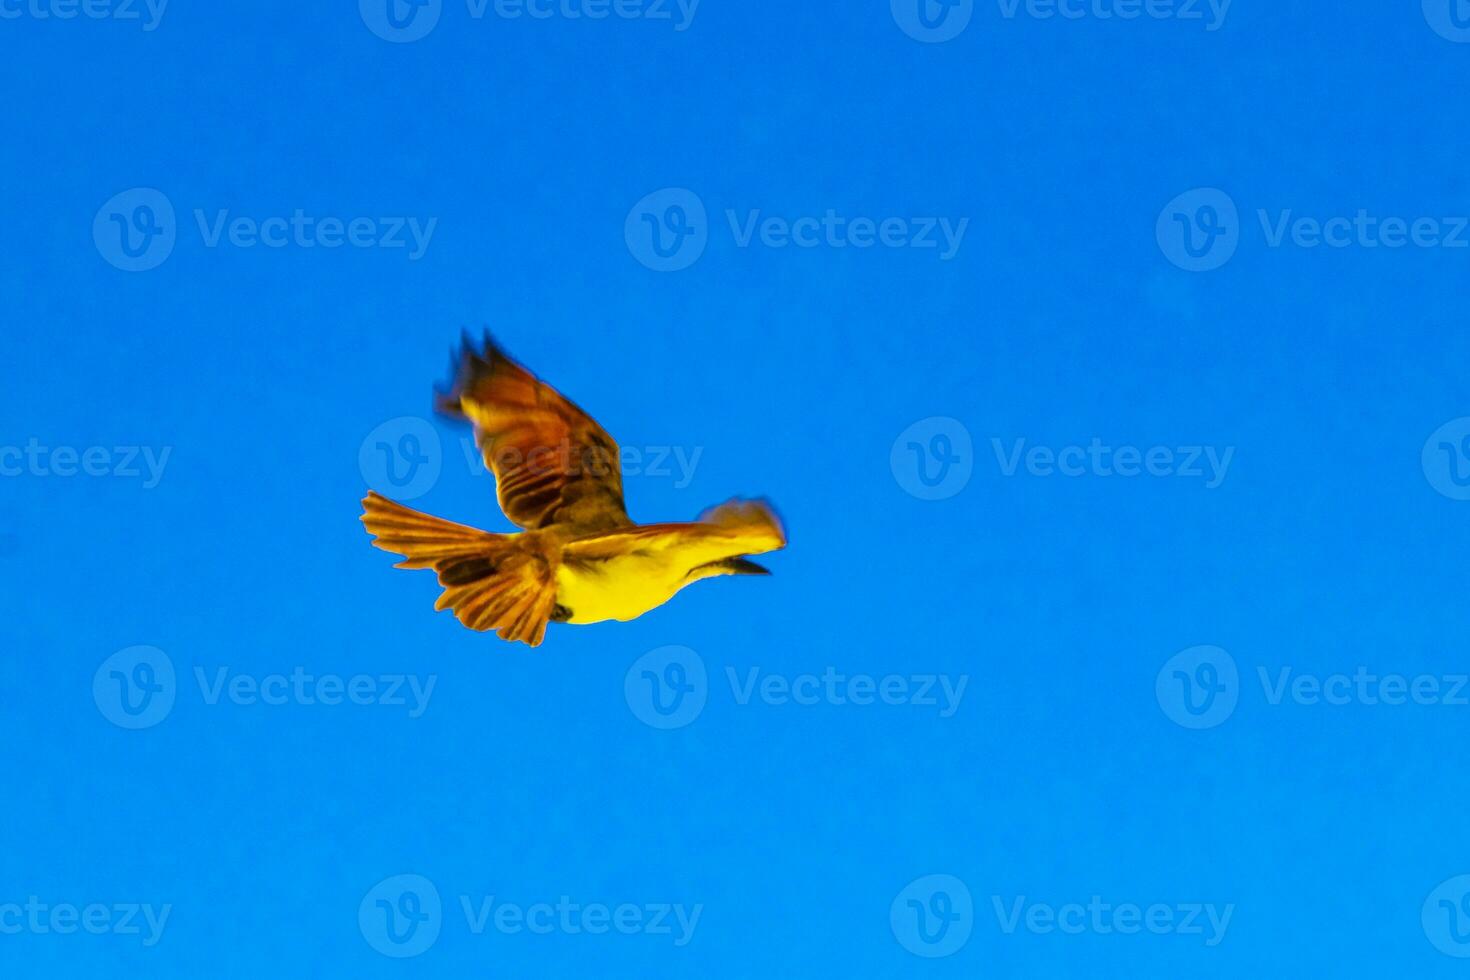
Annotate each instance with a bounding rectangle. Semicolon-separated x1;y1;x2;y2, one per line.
563;498;786;562
437;332;632;533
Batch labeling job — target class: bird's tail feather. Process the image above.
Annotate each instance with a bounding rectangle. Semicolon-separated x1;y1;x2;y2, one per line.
360;491;557;646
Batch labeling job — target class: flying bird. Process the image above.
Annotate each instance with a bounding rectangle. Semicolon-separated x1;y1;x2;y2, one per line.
361;334;787;647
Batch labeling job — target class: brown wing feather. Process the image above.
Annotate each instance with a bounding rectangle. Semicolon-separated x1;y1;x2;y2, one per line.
563;498;786;562
437;332;632;533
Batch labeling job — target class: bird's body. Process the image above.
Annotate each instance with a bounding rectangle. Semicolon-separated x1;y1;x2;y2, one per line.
553;521;775;625
360;334;785;646
555;547;705;625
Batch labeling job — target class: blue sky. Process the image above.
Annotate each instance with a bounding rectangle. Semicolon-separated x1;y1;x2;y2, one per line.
2;1;1470;976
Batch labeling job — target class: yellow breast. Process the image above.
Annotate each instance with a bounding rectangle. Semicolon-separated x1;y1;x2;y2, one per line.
554;554;692;625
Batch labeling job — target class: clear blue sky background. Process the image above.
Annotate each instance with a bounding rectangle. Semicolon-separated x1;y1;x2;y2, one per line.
3;1;1470;976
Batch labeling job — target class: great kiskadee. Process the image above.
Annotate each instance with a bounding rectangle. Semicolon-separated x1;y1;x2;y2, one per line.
361;334;786;646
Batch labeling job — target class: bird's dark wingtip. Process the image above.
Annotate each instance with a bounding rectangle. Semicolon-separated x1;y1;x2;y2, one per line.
434;329;522;420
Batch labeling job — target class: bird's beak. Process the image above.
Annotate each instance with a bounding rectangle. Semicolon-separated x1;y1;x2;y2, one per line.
724;558;771;576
